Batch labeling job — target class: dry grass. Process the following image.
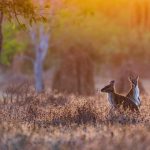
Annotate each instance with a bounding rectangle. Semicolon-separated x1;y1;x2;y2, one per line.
0;83;150;150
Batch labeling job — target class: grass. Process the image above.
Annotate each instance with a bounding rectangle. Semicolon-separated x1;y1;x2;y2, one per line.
0;83;150;150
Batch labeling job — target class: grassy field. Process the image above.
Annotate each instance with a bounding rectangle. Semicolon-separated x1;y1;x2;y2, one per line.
1;0;150;149
0;82;150;150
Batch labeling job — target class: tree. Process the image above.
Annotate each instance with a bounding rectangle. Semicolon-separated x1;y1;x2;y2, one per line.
29;0;54;93
30;24;49;92
0;0;38;22
0;0;44;54
0;0;49;93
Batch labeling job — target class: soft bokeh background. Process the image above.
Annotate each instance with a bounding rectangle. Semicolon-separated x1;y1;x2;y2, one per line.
0;0;150;94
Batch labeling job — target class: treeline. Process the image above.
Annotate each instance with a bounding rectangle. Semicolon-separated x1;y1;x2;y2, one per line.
1;0;150;76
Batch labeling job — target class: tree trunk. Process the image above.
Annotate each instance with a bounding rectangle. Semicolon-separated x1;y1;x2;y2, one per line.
0;11;3;55
29;0;50;93
34;48;44;92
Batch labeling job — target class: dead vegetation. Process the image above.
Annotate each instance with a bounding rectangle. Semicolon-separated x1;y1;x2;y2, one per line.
0;82;150;149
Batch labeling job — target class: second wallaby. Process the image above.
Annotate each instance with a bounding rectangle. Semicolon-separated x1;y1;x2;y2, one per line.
126;75;141;107
101;80;139;112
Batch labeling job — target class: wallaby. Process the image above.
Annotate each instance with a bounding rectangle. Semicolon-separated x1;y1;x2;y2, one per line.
101;80;139;112
126;75;141;107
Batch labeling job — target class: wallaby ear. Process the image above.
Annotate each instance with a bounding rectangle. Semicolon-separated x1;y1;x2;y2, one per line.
110;80;115;85
136;75;139;80
128;76;132;81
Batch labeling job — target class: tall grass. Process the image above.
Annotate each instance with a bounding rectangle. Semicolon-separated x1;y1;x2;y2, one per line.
0;82;150;149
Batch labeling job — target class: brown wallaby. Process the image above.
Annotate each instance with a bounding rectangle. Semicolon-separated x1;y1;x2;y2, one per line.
101;80;139;112
126;75;141;107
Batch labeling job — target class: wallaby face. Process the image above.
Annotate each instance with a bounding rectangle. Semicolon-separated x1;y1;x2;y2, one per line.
101;80;115;93
128;75;139;87
101;81;116;108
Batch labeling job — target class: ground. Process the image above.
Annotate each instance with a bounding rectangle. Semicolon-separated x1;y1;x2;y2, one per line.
0;90;150;149
0;74;150;150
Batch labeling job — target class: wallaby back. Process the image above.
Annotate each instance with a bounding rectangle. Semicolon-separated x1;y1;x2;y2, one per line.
114;93;139;112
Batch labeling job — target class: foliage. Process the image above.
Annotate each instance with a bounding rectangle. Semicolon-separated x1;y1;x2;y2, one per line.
0;23;27;65
0;0;45;26
0;0;49;65
48;0;150;67
1;0;150;68
50;1;127;64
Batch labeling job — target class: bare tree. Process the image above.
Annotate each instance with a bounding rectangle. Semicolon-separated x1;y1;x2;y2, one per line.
30;25;49;92
30;0;51;92
29;0;61;92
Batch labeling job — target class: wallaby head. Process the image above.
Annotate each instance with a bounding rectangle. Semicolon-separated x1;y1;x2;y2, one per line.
101;80;115;93
128;75;139;87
